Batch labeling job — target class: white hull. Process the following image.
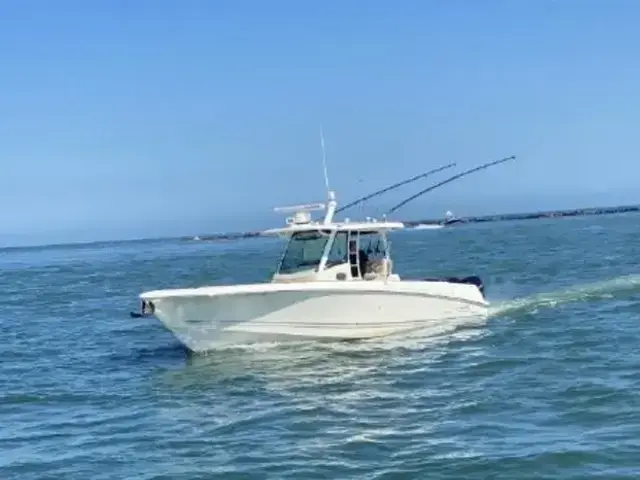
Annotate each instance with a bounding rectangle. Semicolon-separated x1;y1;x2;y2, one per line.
141;281;487;352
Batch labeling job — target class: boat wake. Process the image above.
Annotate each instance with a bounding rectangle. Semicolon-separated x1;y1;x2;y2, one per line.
180;313;490;359
489;273;640;317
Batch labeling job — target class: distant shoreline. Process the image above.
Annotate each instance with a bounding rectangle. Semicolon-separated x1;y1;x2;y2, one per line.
2;203;637;250
185;203;640;242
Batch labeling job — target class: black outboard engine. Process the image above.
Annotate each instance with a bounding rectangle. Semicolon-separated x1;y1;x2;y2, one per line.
455;275;484;297
424;275;485;297
446;276;484;297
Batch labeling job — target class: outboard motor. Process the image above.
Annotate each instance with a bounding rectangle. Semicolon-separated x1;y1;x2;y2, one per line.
464;276;484;296
424;275;485;297
446;275;485;297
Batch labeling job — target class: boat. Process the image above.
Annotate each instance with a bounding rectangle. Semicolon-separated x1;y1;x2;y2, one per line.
409;212;459;230
134;190;488;352
443;210;463;226
130;150;514;352
413;223;445;230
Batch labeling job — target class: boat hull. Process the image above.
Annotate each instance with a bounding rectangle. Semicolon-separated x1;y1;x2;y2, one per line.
140;281;488;352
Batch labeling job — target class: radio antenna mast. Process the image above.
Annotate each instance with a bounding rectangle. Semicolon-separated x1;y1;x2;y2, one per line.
320;125;331;194
319;125;337;223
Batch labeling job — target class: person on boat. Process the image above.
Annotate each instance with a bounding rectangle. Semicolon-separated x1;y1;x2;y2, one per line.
348;238;369;277
358;248;369;276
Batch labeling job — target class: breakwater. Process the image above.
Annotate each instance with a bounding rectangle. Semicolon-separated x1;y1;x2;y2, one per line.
405;204;640;227
184;203;640;242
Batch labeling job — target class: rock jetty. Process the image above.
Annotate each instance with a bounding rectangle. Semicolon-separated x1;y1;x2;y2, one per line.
404;204;640;227
184;204;640;242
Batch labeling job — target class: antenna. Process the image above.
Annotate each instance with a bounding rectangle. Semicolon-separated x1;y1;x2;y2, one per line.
335;162;456;214
386;155;516;215
320;125;330;194
318;125;337;224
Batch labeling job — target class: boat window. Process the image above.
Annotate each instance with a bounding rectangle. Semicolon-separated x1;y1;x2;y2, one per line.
278;231;331;274
344;230;388;278
325;231;348;268
358;231;387;261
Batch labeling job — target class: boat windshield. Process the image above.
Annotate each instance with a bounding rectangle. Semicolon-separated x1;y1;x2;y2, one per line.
278;230;331;274
358;231;387;260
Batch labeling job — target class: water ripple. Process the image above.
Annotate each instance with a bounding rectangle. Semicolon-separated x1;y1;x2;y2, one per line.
2;215;640;478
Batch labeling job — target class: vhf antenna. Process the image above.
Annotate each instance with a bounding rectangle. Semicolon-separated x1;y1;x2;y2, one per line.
320;125;330;195
319;125;337;223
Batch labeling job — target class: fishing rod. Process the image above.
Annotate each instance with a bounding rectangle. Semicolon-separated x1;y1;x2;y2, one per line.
335;162;456;214
386;155;516;215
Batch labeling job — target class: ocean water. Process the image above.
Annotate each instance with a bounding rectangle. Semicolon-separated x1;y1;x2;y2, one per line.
2;213;640;479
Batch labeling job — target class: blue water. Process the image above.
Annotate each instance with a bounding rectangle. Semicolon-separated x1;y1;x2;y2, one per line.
2;214;640;479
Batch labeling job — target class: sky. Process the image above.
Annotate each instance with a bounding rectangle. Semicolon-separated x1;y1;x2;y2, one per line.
1;0;640;245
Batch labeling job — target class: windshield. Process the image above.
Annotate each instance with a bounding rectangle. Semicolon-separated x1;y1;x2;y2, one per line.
278;231;331;274
358;231;387;259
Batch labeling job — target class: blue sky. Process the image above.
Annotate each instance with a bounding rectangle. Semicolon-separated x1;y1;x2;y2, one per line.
1;0;639;244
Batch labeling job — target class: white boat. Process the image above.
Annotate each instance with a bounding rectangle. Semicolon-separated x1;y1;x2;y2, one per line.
443;210;463;225
135;191;488;352
413;223;444;230
411;212;460;230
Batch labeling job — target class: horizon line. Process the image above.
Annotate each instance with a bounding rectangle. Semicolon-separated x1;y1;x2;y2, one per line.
1;200;639;252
